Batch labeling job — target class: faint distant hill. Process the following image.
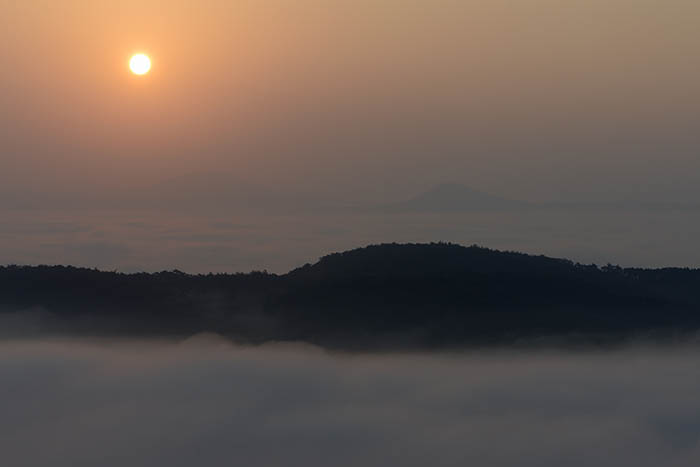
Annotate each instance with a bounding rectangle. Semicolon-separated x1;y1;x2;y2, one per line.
383;183;528;212
3;243;700;349
137;179;527;213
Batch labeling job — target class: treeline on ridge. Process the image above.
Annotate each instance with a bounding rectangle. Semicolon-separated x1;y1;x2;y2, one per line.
1;243;700;348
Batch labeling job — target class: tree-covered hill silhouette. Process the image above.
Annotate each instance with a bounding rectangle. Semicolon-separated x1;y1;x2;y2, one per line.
2;243;700;348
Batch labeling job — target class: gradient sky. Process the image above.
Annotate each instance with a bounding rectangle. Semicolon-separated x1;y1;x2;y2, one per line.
2;0;699;203
1;1;699;271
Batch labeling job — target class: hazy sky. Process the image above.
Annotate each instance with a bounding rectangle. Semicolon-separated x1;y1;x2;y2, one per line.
2;0;699;203
2;1;700;271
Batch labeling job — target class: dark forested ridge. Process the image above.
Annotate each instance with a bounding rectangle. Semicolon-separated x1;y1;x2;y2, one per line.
2;243;700;348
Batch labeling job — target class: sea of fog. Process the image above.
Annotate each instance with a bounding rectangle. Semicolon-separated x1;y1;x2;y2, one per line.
2;336;700;467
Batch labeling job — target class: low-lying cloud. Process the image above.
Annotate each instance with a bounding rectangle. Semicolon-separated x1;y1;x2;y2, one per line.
2;337;700;467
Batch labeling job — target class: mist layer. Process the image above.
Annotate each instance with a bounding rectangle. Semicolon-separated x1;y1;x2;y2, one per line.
2;338;700;466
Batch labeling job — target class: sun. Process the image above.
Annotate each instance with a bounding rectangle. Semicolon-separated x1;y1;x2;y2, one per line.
129;54;151;75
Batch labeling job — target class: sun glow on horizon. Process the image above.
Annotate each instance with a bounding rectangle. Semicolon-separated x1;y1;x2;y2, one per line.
129;54;151;75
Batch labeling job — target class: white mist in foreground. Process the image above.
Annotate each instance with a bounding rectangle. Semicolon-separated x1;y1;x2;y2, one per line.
2;337;700;467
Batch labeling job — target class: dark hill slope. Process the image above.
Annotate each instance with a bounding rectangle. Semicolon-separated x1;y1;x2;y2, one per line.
1;244;699;348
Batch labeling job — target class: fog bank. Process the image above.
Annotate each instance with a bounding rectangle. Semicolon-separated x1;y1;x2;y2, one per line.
2;338;700;466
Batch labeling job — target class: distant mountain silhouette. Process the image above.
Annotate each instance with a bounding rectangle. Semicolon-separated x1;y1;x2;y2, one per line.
2;243;700;348
386;183;526;212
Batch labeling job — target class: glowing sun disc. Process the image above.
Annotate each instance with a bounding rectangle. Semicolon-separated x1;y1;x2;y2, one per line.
130;54;151;75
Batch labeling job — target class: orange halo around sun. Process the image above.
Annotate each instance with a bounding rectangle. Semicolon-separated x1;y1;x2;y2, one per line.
129;54;151;75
